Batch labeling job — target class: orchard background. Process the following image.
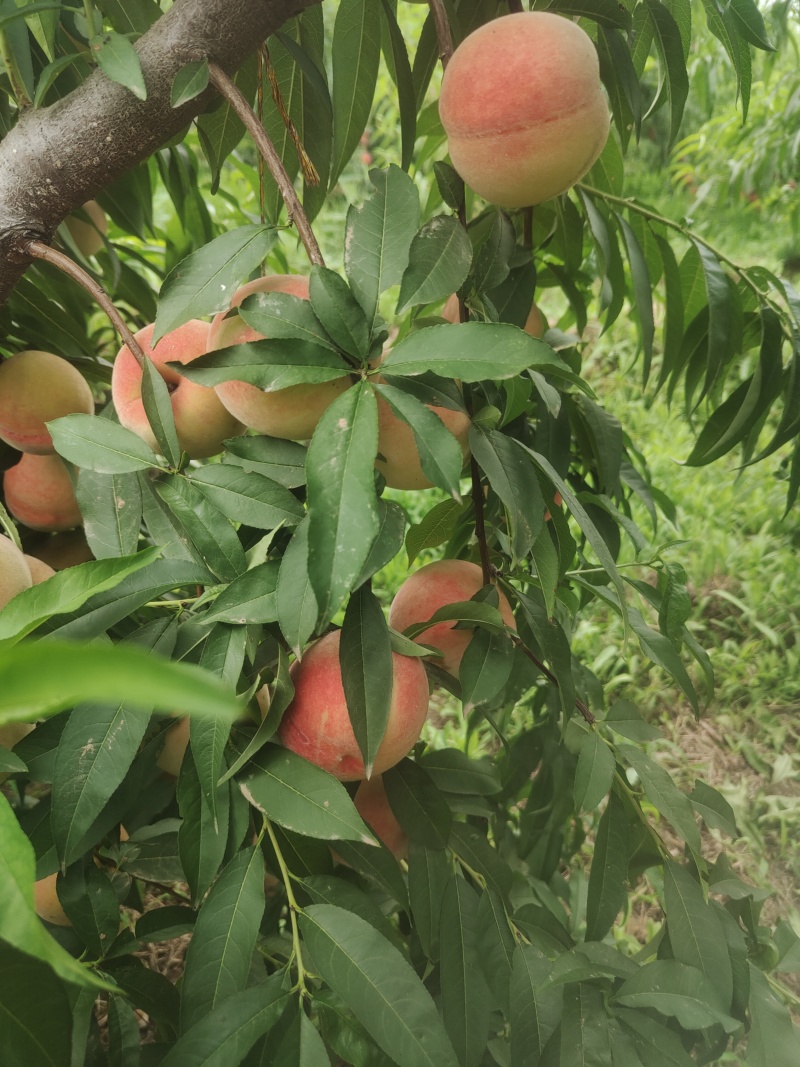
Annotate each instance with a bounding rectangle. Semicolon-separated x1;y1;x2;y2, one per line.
0;0;798;1064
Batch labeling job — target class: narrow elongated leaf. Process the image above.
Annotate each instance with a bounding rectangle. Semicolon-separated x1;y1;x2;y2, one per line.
689;780;738;837
355;498;406;588
418;749;501;796
693;239;736;400
469;427;545;564
746;965;800;1067
615;960;739;1032
561;983;612;1066
449;824;513;902
189;464;305;529
177;747;230;905
170;58;210;107
574;731;615;813
509;946;562;1066
663;861;733;1010
585;791;629;940
379;0;416;170
239;290;338;351
180;846;266;1032
224;435;308;488
0;941;74;1066
277;517;319;657
459;627;514;711
396;216;473;313
333;837;409;910
439;875;491;1067
300;904;459;1067
384;759;452;849
406;499;465;565
645;0;689;148
306;382;380;623
330;0;382;186
56;862;119;959
92;31;147;100
309;266;371;360
303;874;401;948
238;746;375;843
340;585;393;776
619;745;701;852
375;382;465;498
49;414;160;473
76;469;143;559
201;562;280;626
408;842;451;961
156;474;247;582
140;355;182;467
476;889;515;1009
153;225;276;342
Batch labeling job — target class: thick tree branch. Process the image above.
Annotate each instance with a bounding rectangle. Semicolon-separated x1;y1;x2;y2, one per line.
0;0;318;304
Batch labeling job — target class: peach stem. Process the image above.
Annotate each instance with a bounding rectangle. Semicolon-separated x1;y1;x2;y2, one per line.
207;61;324;268
428;0;454;67
21;239;150;369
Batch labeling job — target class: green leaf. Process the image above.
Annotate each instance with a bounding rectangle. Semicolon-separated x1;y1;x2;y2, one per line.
76;468;143;559
439;875;491;1067
302;873;402;949
603;700;662;742
688;780;739;837
333;838;409;911
172;344;347;391
375;382;466;498
459;627;514;712
49;413;160;473
170;59;210;107
306;382;380;624
408;842;451;961
384;759;452;849
618;215;656;383
396;216;473;313
355;498;407;588
106;995;142;1066
55;862;119;959
238;746;375;843
0;941;74;1066
561;983;612;1066
300;904;459;1067
381;323;571;383
379;0;416;171
619;745;701;852
727;0;774;51
401;599;508;643
418;749;501;796
177;746;230;905
224;435;308;488
405;499;465;566
340;585;393;776
201;562;280;626
180;846;266;1032
309;265;371;360
0;642;240;728
344;164;420;327
509;945;562;1066
219;645;294;784
554;0;631;28
574;732;615;813
239;289;338;352
330;0;382;186
469;427;545;565
585;791;630;940
475;888;515;1009
153;225;276;342
92;31;147;100
449;823;513;902
277;517;319;658
746;965;800;1067
615;959;739;1032
189;463;305;529
156;474;247;582
645;0;689;149
140;355;182;467
196;54;258;189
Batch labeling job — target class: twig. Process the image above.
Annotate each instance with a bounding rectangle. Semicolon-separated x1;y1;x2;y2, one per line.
21;239;149;368
207;61;324;267
514;637;596;724
428;0;454;67
470;457;492;586
265;817;308;997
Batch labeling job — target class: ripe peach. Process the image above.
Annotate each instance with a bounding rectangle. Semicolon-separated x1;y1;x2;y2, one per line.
278;630;430;781
112;320;243;459
0;350;94;454
23;555;55;584
3;454;82;532
442;295;546;339
27;529;94;571
375;384;471;491
439;12;610;208
34;873;71;927
354;775;408;860
65;200;108;257
0;533;32;609
0;722;34;751
207;275;352;441
388;559;516;676
156;716;190;777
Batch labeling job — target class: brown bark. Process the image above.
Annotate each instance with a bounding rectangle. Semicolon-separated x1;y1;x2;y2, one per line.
0;0;318;304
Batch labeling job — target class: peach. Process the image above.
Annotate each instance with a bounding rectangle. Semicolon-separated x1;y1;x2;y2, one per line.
0;533;32;609
388;559;516;676
442;295;546;338
23;555;55;584
34;873;71;927
156;716;190;777
65;200;108;257
3;454;82;532
375;384;471;491
354;775;408;860
439;12;610;208
0;350;94;455
0;722;35;750
278;630;430;781
112;320;243;459
27;529;94;571
207;275;352;441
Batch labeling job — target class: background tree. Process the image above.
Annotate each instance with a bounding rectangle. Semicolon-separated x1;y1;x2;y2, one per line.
0;0;798;1064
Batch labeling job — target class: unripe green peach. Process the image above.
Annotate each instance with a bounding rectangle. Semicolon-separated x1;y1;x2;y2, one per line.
439;12;610;208
0;533;32;609
389;559;516;676
112;320;243;459
207;275;353;441
3;454;82;532
65;200;108;257
442;295;547;339
278;630;430;781
0;350;94;454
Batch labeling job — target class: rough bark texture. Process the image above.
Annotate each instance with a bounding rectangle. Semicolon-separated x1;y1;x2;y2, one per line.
0;0;318;303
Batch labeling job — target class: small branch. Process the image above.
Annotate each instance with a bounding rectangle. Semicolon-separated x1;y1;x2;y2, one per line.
207;61;324;267
265;817;308;997
22;240;149;369
470;457;492;586
514;638;596;725
428;0;454;67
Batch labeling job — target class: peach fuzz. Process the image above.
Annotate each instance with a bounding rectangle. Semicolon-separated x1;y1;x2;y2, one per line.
0;533;32;609
0;350;94;455
439;12;610;208
65;200;108;257
207;275;352;441
442;295;546;339
24;554;55;584
389;559;516;676
112;320;243;459
375;383;471;491
279;630;430;781
34;873;72;927
354;775;409;860
3;454;82;532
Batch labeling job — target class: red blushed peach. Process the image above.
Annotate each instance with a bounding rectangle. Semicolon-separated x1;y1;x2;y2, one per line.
65;200;108;257
354;775;409;860
27;529;94;571
0;534;32;609
375;383;471;491
388;559;516;676
23;555;55;584
3;454;82;532
0;350;94;454
156;716;190;777
278;630;430;781
207;275;353;441
112;320;243;459
439;12;610;208
442;295;546;339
